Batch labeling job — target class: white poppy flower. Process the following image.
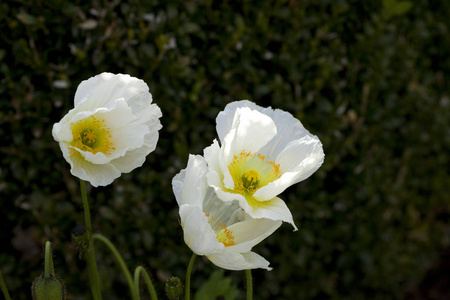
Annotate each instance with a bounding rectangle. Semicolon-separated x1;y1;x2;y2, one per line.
204;100;324;230
52;73;162;187
172;154;282;271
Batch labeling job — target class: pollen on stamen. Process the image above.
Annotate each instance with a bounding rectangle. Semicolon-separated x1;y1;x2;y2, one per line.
216;223;235;247
205;213;235;247
228;150;282;196
70;115;115;156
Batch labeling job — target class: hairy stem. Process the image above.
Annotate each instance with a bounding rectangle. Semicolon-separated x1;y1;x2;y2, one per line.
93;233;136;300
134;266;158;300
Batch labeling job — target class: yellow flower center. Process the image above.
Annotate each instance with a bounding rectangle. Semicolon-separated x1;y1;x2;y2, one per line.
205;213;235;247
228;150;281;203
242;170;260;192
70;115;115;155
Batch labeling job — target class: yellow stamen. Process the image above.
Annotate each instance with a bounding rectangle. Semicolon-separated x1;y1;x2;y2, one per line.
242;170;260;190
70;115;115;155
228;150;281;197
216;224;235;247
83;130;96;144
205;213;235;247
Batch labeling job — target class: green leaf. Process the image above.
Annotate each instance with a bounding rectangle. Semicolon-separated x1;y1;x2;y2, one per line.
194;270;239;300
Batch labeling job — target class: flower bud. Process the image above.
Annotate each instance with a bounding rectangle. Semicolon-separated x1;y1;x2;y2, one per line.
72;225;89;251
32;274;66;300
165;276;183;300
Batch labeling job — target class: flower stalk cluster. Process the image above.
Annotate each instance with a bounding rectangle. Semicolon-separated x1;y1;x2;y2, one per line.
8;73;325;300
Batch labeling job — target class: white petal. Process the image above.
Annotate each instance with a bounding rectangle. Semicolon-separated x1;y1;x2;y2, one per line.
179;205;223;255
208;180;246;203
172;155;207;207
68;151;121;187
52;122;66;142
74;73;150;110
110;125;161;173
216;100;259;143
54;110;95;143
123;92;156;120
217;100;315;159
108;124;149;154
254;135;324;201
207;250;272;271
109;143;151;173
247;197;298;230
204;139;221;177
227;218;282;253
221;108;277;164
256;107;310;158
102;99;137;128
204;139;241;197
202;188;244;227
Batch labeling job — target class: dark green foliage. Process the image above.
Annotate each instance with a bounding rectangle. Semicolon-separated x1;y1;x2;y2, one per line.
1;0;449;299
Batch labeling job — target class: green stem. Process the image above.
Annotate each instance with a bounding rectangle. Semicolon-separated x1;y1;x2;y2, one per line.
246;269;253;300
93;234;136;300
80;180;93;233
185;253;197;300
44;241;55;278
134;266;158;300
0;269;12;300
80;179;102;300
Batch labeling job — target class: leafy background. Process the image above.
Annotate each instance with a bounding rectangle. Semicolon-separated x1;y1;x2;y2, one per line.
1;0;449;299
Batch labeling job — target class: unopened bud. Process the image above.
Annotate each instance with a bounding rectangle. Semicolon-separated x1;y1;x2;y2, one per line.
165;276;183;300
32;274;66;300
72;225;89;251
32;241;66;299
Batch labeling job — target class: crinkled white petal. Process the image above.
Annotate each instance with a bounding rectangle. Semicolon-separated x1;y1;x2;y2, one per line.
179;204;224;255
110;124;160;173
253;135;324;201
204;139;222;178
101;99;137;128
54;110;96;143
217;100;311;158
216;100;267;143
247;197;298;230
276;135;324;174
220;107;277;165
69;151;121;187
74;73;150;110
109;143;151;173
208;250;272;271
227;218;282;253
172;155;208;207
123;93;157;122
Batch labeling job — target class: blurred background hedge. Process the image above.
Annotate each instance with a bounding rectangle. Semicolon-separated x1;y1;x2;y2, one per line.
1;0;449;299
